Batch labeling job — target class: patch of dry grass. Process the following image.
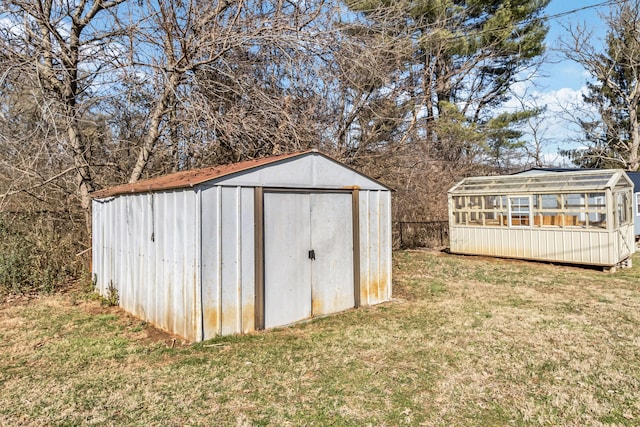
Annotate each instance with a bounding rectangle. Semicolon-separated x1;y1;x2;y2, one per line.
1;251;640;425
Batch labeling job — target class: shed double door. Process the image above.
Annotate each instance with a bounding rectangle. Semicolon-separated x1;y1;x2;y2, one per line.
263;191;354;329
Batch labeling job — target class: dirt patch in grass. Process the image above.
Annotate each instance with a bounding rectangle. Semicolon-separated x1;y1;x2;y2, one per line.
79;302;185;346
2;251;640;425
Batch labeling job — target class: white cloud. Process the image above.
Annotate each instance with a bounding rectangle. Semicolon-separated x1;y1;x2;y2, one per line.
497;81;603;166
508;82;596;140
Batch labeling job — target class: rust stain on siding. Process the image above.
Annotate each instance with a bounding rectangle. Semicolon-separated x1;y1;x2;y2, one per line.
368;279;381;303
361;277;390;305
312;296;324;317
203;307;219;337
221;304;239;334
360;280;369;305
242;302;255;333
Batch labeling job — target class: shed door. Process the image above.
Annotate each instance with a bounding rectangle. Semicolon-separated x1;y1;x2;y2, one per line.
263;191;354;329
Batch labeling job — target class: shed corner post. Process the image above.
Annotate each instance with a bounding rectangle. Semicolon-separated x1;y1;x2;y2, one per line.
254;186;265;330
352;188;361;308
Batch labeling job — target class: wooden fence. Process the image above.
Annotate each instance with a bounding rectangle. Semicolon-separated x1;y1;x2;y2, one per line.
393;221;449;249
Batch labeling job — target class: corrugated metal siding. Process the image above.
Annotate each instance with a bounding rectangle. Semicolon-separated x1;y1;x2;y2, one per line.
201;186;255;340
450;225;632;266
359;190;392;305
92;190;200;341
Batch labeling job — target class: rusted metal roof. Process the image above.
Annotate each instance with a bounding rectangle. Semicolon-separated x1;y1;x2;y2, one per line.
91;151;313;198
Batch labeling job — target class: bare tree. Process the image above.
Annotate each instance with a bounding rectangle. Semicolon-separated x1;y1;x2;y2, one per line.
562;0;640;170
0;0;127;227
117;0;331;183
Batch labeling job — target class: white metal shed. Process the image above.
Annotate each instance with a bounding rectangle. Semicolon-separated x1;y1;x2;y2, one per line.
448;169;635;269
91;151;392;341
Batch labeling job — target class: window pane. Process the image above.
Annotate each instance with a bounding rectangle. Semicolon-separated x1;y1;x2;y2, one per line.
617;192;630;225
469;196;482;209
454;211;467;225
510;197;530;212
540;194;559;209
587;193;606;210
588;212;607;228
510;196;530;226
565;193;584;209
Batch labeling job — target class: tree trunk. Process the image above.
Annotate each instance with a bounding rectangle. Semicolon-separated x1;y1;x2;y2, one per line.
129;72;181;183
628;102;640;171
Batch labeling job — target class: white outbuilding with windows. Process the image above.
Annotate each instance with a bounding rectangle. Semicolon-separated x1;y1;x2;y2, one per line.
448;169;635;269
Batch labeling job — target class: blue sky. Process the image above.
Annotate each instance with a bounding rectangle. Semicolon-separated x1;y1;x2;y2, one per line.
541;0;611;92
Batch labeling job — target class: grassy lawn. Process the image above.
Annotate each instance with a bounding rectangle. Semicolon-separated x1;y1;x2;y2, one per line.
2;250;640;426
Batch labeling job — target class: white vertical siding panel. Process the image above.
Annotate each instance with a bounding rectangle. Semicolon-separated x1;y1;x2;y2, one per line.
187;190;198;340
91;200;100;290
108;198;117;297
517;229;525;258
98;200;106;294
126;196;134;312
240;187;255;333
554;231;565;262
220;186;241;336
596;231;604;265
359;191;371;305
91;200;103;292
358;190;389;306
381;191;392;302
194;189;202;342
155;193;168;333
118;196;127;303
145;194;156;327
181;190;198;340
104;200;113;295
581;232;590;264
136;194;147;318
235;187;242;333
369;191;382;304
522;229;532;258
122;189;198;341
179;190;194;340
450;225;629;267
511;229;518;258
566;230;575;263
98;200;106;295
171;191;184;337
201;186;221;340
128;195;138;317
364;190;377;305
508;229;515;258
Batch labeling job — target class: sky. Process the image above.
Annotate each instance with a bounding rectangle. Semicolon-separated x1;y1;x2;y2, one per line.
517;0;615;165
540;0;610;92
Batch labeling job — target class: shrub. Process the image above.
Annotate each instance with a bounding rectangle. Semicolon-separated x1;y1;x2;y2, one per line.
0;213;88;295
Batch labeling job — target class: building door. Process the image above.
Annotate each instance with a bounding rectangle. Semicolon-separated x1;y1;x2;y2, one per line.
263;191;354;329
